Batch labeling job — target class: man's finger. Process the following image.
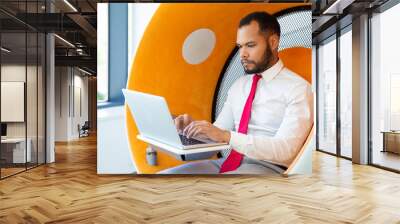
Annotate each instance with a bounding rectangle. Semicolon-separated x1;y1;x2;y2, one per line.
186;123;206;138
182;114;192;127
174;116;184;131
183;122;195;137
183;120;211;137
188;126;202;139
185;125;196;138
185;122;207;135
191;127;206;139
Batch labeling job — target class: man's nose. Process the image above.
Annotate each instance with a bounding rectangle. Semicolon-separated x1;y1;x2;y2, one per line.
239;49;248;60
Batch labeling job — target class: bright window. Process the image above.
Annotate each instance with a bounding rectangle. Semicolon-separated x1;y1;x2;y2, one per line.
97;3;108;102
371;3;400;171
339;28;352;158
317;36;337;154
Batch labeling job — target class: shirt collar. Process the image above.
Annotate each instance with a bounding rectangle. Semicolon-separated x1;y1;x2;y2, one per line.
259;59;284;83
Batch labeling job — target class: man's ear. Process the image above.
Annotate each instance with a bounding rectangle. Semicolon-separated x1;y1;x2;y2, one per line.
268;34;279;51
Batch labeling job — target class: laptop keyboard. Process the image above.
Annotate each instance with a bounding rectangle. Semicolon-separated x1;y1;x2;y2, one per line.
179;134;206;146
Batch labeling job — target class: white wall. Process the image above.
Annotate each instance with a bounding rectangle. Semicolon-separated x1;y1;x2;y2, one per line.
1;64;46;163
1;65;41;138
55;67;89;141
71;73;89;138
1;82;25;122
127;3;159;72
1;65;26;131
55;66;68;141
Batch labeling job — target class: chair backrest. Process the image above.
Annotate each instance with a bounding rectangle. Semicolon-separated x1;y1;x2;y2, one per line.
278;47;313;176
278;47;312;83
126;4;312;174
82;121;90;129
282;125;315;177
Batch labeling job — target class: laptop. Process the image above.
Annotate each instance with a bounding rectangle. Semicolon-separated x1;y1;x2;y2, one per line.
122;89;228;150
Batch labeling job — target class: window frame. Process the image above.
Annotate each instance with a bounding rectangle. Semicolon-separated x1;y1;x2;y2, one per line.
315;25;353;161
97;3;109;104
368;0;400;173
97;3;128;109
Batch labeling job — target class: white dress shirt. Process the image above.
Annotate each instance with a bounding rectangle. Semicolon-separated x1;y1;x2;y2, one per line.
213;59;314;167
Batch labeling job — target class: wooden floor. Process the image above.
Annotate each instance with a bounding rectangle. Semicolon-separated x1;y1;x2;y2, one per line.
1;167;26;178
1;135;400;223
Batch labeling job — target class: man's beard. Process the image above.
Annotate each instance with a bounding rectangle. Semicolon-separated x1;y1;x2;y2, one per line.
241;44;273;74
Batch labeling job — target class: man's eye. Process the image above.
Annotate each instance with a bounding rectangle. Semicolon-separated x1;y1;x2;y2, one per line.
247;44;255;47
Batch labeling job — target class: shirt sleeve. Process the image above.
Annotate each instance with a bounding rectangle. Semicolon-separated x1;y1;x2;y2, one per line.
213;86;235;131
229;81;314;167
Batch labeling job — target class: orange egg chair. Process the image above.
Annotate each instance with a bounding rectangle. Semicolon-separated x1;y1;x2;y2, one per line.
126;3;311;174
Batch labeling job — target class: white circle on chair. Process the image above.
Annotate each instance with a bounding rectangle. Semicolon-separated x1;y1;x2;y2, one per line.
182;28;216;65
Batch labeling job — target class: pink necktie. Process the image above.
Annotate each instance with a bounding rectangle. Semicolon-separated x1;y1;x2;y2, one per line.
219;74;262;173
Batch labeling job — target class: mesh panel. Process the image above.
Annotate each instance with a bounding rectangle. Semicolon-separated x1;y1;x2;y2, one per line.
214;10;311;158
278;10;312;50
215;50;246;117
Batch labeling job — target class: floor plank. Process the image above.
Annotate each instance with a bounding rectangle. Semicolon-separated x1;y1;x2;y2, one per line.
1;135;400;223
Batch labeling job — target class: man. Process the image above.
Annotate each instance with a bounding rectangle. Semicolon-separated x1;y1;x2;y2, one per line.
159;11;313;174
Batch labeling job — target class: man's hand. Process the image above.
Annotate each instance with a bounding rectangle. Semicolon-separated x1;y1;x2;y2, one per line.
183;120;231;143
174;114;193;132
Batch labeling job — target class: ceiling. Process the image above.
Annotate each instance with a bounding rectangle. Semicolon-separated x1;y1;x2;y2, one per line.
311;0;392;44
0;0;97;75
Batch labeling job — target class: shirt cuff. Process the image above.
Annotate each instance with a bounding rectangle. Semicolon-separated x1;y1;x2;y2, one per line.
229;131;252;154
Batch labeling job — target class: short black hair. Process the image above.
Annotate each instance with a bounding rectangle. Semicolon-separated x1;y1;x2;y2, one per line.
239;11;281;37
